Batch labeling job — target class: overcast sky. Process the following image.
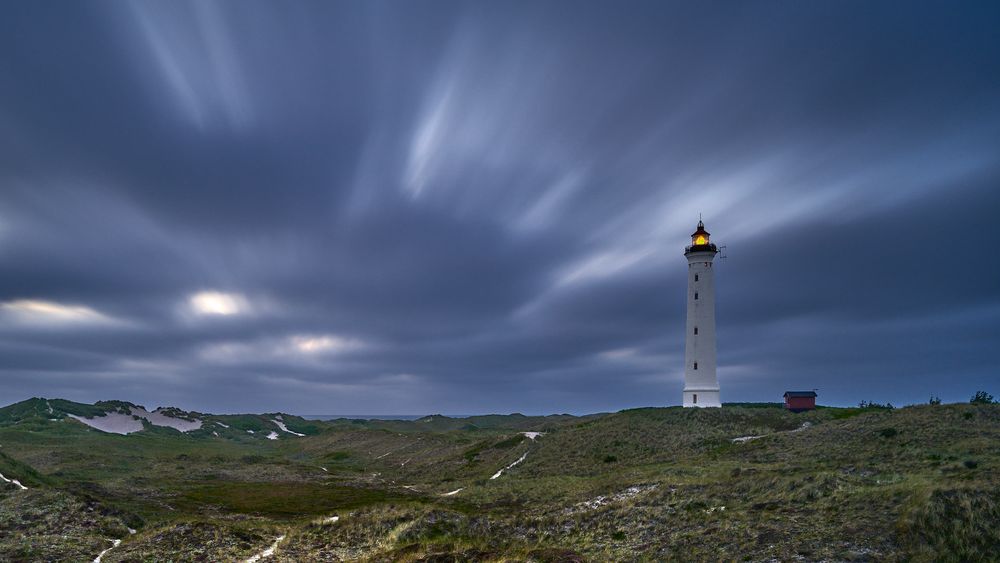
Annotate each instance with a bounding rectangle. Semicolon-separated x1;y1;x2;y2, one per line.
1;2;998;415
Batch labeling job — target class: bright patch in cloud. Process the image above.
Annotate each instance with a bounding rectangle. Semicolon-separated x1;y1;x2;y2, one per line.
599;347;639;360
290;335;363;354
199;334;365;365
189;291;246;316
0;299;110;324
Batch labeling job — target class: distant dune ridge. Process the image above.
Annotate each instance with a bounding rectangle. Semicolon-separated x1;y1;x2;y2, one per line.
0;397;998;561
68;405;203;435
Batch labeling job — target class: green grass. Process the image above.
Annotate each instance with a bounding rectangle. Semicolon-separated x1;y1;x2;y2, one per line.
176;482;412;517
1;399;999;560
899;487;1000;562
462;433;526;463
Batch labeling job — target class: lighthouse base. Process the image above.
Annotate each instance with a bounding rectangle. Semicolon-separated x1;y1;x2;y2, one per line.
683;389;721;408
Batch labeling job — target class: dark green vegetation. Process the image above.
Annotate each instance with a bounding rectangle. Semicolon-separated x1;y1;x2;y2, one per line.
0;398;998;561
970;390;996;405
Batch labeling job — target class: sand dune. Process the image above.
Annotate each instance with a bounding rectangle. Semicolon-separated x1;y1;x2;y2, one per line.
136;407;202;432
68;407;201;435
271;419;305;436
68;413;143;435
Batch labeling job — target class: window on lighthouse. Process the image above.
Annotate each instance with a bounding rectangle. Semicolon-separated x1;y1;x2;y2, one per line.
693;362;698;370
693;394;698;404
694;235;707;245
694;274;699;281
694;327;698;335
694;292;699;300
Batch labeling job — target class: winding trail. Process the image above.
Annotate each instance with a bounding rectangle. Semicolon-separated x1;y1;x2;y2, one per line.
0;471;27;490
491;452;528;480
92;539;121;563
245;535;285;563
732;422;812;443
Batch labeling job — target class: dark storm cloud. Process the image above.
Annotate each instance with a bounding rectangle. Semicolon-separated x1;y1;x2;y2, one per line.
1;1;999;414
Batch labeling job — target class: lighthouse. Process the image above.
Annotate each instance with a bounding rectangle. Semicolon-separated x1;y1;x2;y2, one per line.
683;220;721;408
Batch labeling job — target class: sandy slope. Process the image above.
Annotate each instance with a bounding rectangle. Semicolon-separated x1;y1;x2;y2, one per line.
67;407;202;434
68;413;144;435
271;419;305;436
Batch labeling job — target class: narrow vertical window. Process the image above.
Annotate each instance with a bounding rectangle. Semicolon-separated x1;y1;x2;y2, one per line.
694;274;699;282
694;327;698;335
693;394;698;404
693;362;698;370
694;292;699;300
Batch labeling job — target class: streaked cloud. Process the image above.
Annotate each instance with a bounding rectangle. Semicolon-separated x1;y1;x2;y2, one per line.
555;247;656;288
0;299;111;325
125;1;252;130
0;2;998;414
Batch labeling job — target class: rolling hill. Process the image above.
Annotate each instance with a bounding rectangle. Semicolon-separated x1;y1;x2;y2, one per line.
0;398;997;561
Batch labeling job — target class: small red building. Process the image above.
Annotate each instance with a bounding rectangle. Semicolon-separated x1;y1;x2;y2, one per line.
783;391;817;412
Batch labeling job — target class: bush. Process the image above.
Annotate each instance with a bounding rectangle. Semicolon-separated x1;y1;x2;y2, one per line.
970;391;996;404
963;460;978;469
603;455;618;463
929;396;942;405
878;428;899;439
858;400;894;409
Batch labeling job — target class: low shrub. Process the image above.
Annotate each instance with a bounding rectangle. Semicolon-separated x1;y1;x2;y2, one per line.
970;391;996;404
859;401;894;409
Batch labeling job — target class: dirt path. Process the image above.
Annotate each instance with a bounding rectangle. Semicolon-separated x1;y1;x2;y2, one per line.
0;471;27;490
732;422;812;443
93;539;121;563
491;452;528;479
245;535;285;562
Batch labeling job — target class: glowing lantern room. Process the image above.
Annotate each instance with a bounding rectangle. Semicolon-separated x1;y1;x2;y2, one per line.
691;220;710;245
686;220;717;253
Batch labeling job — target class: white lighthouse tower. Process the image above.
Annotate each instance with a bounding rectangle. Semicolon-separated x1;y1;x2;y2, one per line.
683;220;721;408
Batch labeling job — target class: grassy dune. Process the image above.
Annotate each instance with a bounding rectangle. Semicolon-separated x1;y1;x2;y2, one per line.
0;399;997;561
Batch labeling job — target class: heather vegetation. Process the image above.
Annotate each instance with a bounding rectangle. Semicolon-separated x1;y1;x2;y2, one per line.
0;397;997;561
